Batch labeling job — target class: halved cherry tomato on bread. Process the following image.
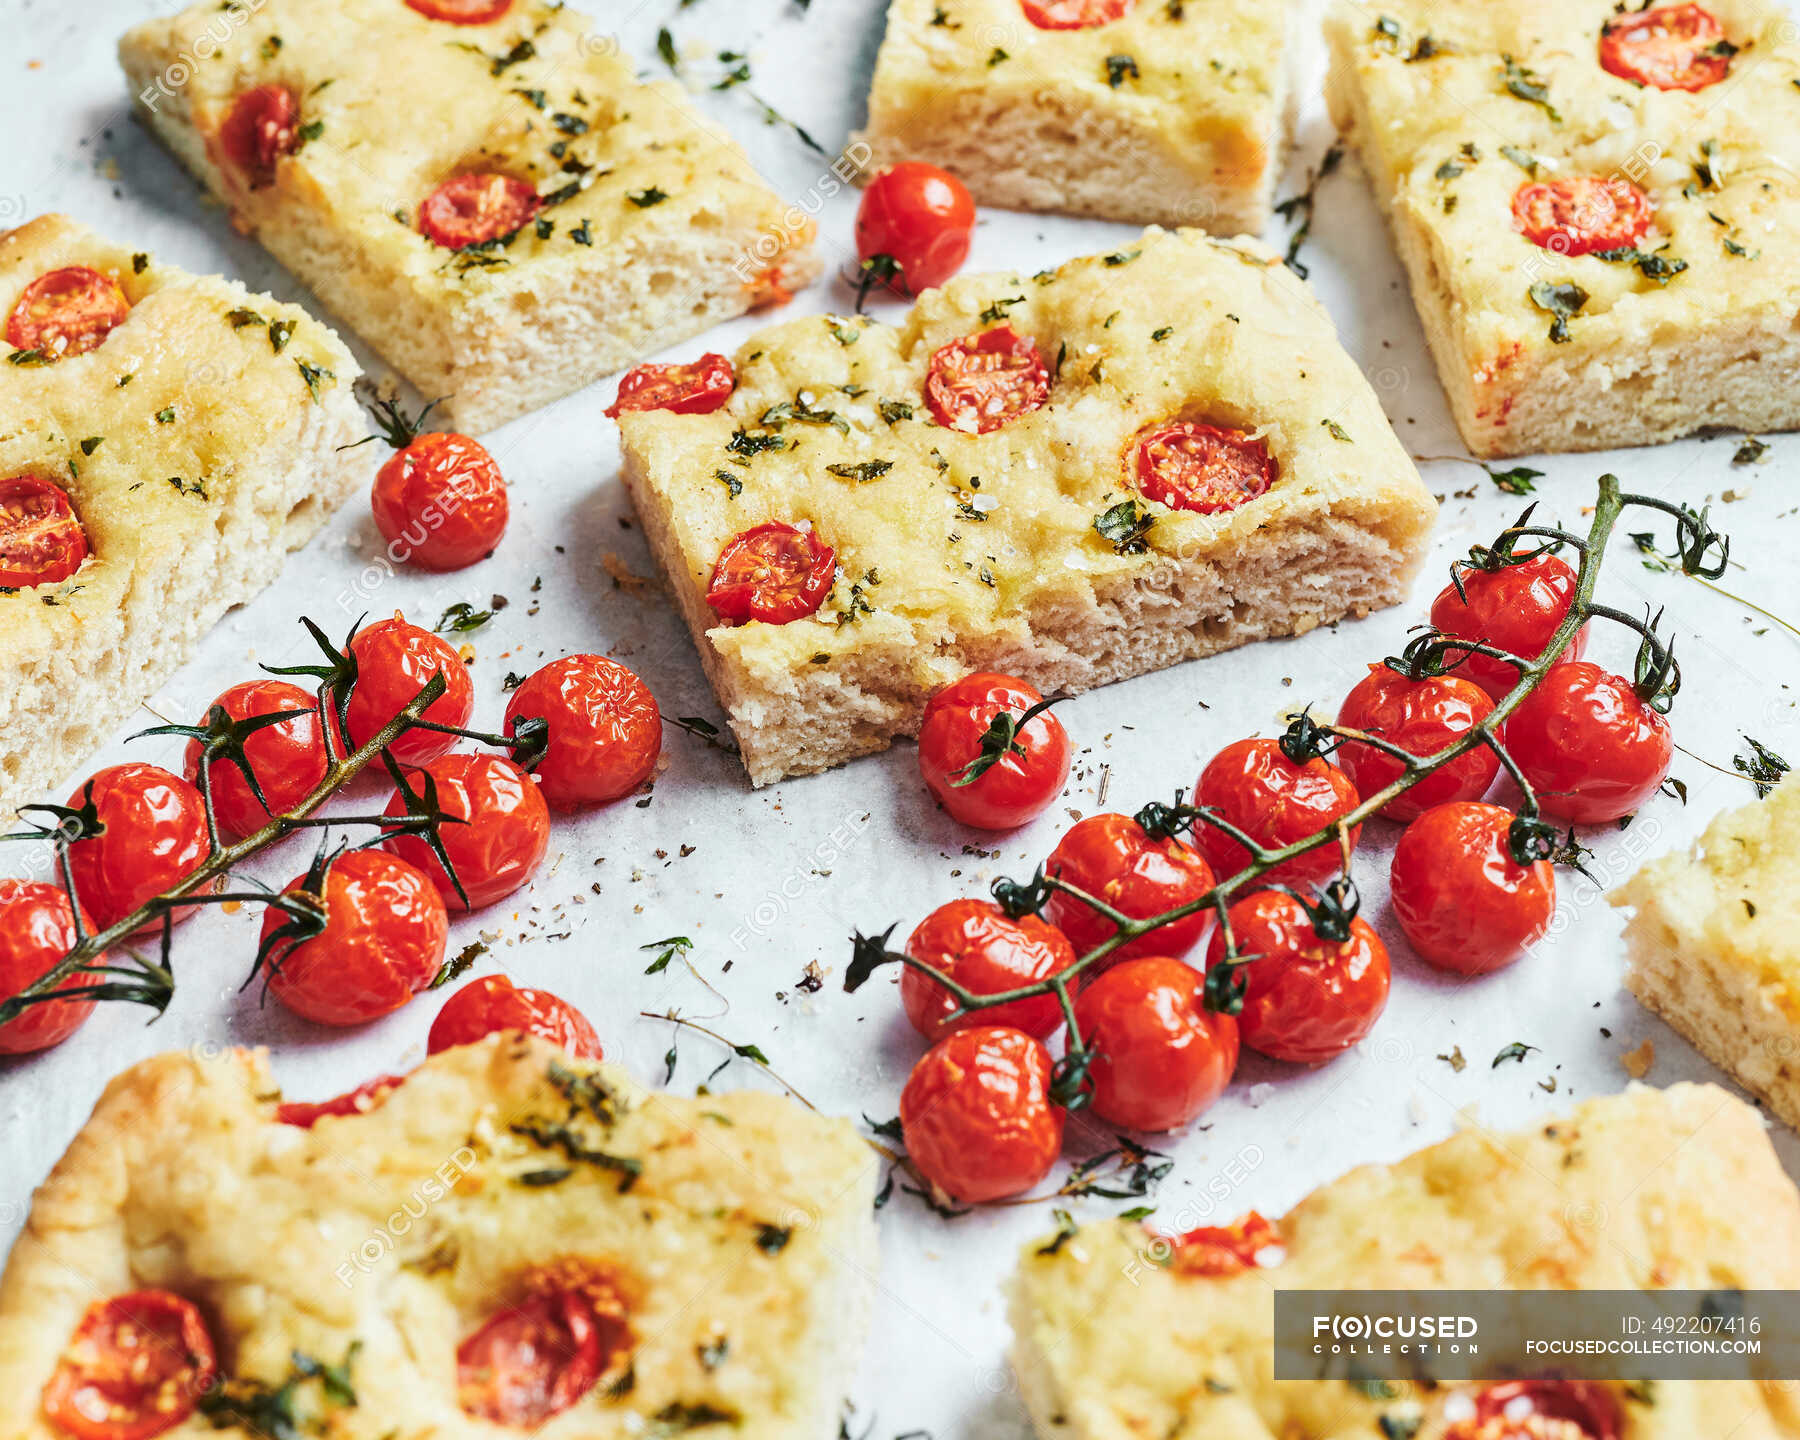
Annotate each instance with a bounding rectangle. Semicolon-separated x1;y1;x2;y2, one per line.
1512;177;1653;256
1192;738;1361;889
1167;1211;1281;1277
1429;551;1587;701
855;163;976;297
901;1025;1063;1203
917;673;1071;830
1600;3;1731;91
383;753;549;911
1500;660;1673;823
1021;0;1133;27
0;475;88;589
42;1290;217;1440
457;1290;606;1426
276;1073;408;1127
343;615;476;767
705;521;835;625
6;267;129;359
1390;802;1554;975
605;354;735;419
1043;812;1215;965
0;879;97;1056
924;325;1050;433
902;898;1077;1041
407;0;514;21
183;679;328;842
1130;421;1276;515
1464;1381;1623;1440
419;173;540;250
371;431;509;572
1335;664;1499;821
503;654;662;807
219;84;300;187
262;849;447;1026
428;974;602;1058
1074;955;1237;1131
66;764;211;937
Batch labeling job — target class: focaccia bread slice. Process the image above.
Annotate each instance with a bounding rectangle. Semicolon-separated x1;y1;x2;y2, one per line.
0;1034;878;1440
1324;0;1800;458
0;213;362;821
1613;772;1800;1132
1010;1083;1800;1439
853;0;1296;232
118;0;820;436
617;227;1437;786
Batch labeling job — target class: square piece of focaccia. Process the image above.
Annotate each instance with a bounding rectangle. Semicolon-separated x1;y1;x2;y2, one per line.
117;0;821;436
1324;0;1800;459
1010;1083;1800;1439
1613;772;1800;1134
0;213;363;822
854;0;1296;233
616;227;1437;787
0;1036;879;1440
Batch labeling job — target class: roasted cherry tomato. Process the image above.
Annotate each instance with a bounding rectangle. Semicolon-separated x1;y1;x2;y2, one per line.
1429;552;1587;701
1390;801;1555;975
1600;3;1730;91
6;266;129;359
1204;890;1389;1064
900;1025;1063;1203
419;172;540;250
66;764;211;936
343;615;475;766
407;0;514;21
1464;1381;1623;1440
0;879;97;1056
917;673;1071;830
218;84;300;187
1335;664;1498;822
1021;0;1134;26
182;679;328;842
1192;738;1361;889
504;654;662;807
262;849;447;1026
902;898;1077;1041
1074;955;1237;1132
855;162;976;297
1166;1211;1282;1277
605;353;736;419
42;1290;218;1440
371;431;508;572
1043;812;1215;965
428;974;602;1058
924;325;1050;433
0;474;88;589
705;521;836;625
1130;421;1277;516
1500;660;1673;823
1512;177;1653;257
276;1072;408;1127
383;753;549;911
457;1290;605;1426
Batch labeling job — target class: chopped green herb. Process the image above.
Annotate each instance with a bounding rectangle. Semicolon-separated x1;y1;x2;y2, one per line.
1094;498;1154;554
1528;280;1587;343
1105;53;1140;87
435;601;492;633
628;186;670;208
1499;54;1560;121
825;460;894;482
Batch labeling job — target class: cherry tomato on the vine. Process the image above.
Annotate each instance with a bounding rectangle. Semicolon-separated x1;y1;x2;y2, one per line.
41;1291;218;1440
5;266;129;359
457;1290;607;1426
1129;421;1276;516
66;764;211;936
1429;551;1587;701
219;84;300;187
902;898;1077;1041
605;353;735;419
342;615;475;766
0;879;97;1056
407;0;514;21
1205;890;1389;1064
855;162;976;297
1021;0;1133;26
1073;956;1237;1132
419;172;539;250
900;1025;1063;1203
924;325;1050;433
371;431;508;572
0;474;88;589
917;673;1070;829
1501;660;1673;823
1459;1381;1623;1440
1600;3;1731;91
705;521;836;625
1512;177;1653;257
276;1072;408;1127
1042;812;1215;965
1192;737;1361;889
262;849;447;1026
183;679;328;841
1390;801;1555;975
1166;1210;1282;1277
504;654;662;807
383;753;549;910
1335;664;1498;821
428;973;602;1058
